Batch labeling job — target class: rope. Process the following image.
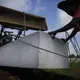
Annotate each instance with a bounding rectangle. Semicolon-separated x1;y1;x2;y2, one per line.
19;39;68;58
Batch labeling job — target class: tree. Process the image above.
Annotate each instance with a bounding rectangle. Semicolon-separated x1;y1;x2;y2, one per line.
69;54;75;58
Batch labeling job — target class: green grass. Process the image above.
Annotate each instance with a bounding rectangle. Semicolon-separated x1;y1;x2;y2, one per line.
44;59;80;79
0;59;80;80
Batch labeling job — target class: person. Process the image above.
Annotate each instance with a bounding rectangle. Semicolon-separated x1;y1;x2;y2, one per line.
48;0;80;43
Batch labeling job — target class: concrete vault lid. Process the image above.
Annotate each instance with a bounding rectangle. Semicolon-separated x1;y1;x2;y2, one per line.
0;31;69;68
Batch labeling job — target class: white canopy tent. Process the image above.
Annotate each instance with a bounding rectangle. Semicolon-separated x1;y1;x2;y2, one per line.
0;31;69;68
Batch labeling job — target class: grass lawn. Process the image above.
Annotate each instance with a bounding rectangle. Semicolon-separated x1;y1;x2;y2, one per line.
44;59;80;80
0;58;80;80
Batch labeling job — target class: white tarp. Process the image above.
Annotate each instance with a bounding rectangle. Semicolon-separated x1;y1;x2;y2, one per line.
0;31;69;68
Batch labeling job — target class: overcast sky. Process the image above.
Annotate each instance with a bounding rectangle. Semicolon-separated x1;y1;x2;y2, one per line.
0;0;80;54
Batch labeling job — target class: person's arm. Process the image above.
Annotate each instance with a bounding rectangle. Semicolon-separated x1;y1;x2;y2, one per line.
73;4;80;18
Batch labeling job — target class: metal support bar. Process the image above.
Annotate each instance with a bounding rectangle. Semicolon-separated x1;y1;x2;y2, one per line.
65;31;80;60
65;32;71;61
73;37;80;54
15;29;23;40
0;25;4;37
23;12;26;36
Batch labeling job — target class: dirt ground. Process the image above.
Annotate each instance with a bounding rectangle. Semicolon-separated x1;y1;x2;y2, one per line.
0;69;20;80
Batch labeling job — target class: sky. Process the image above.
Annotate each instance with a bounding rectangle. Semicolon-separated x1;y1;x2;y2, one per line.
0;0;80;54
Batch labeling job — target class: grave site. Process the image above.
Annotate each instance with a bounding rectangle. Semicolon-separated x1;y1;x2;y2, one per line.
0;0;80;80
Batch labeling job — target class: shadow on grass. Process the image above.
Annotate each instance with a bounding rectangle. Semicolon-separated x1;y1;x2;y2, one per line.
0;66;79;80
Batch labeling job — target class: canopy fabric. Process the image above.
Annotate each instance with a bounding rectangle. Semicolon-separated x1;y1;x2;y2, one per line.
0;5;48;31
58;0;80;16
